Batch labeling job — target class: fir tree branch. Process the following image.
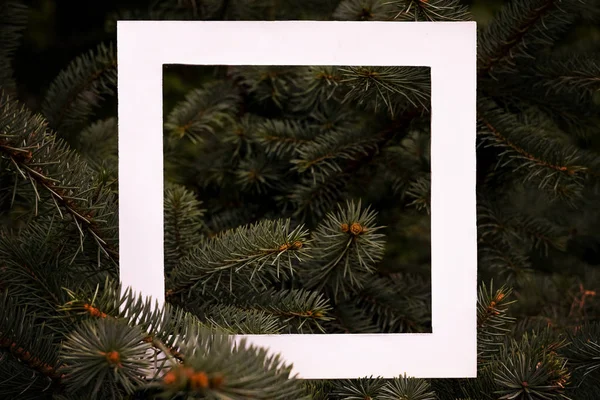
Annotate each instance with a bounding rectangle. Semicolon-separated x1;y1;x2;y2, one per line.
331;377;385;399
301;200;386;300
379;374;437;400
406;173;430;213
229;65;300;110
284;107;422;221
77;117;118;173
167;219;309;296
355;273;431;333
479;114;580;175
479;234;532;278
290;67;344;112
477;0;595;77
332;0;395;21
479;0;557;75
253;118;316;158
292;130;378;181
0;215;112;330
42;43;117;138
534;56;600;99
60;317;153;399
326;301;380;333
0;0;27;94
0;92;119;266
202;305;285;334
164;183;205;274
387;0;470;22
154;324;310;399
493;330;571;399
565;323;600;386
165;81;242;144
58;279;218;363
477;99;599;202
284;172;352;222
195;288;334;334
477;199;568;258
235;153;287;195
0;292;64;385
477;281;516;365
339;66;431;117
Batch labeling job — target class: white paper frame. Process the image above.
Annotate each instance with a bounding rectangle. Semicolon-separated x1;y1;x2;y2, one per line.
118;20;477;379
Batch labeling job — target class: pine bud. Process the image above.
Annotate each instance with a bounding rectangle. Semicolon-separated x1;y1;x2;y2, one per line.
190;371;209;389
350;222;365;235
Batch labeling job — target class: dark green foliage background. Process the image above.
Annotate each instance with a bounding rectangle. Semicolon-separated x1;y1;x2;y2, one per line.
2;0;600;399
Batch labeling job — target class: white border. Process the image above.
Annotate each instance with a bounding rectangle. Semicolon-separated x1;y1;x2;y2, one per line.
118;21;477;379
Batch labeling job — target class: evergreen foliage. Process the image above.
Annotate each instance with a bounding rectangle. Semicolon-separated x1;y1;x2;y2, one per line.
0;0;27;94
1;0;600;399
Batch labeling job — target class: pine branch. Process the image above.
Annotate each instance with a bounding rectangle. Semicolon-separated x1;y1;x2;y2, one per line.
235;152;288;195
164;183;205;274
60;317;153;399
479;0;556;76
229;65;300;110
477;198;568;262
406;173;430;213
253;118;315;158
203;205;258;236
292;130;379;182
493;329;571;400
0;292;64;385
281;104;421;222
0;0;27;94
534;55;600;100
431;366;498;400
379;374;437;400
77;117;118;173
477;98;599;201
386;0;470;22
167;218;309;296
220;113;259;159
378;127;430;198
153;324;309;399
477;0;594;77
480;67;600;141
150;0;210;19
479;115;582;175
218;0;279;21
564;323;600;386
290;67;344;112
58;279;220;363
165;80;242;144
308;102;360;135
301;200;386;300
0;93;119;266
331;377;385;399
283;172;352;222
339;66;431;117
332;0;395;21
325;300;380;333
355;273;431;333
0;218;90;318
477;281;516;365
195;287;334;334
304;380;336;400
237;289;333;334
478;234;532;278
330;375;436;400
41;43;117;138
201;305;285;334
